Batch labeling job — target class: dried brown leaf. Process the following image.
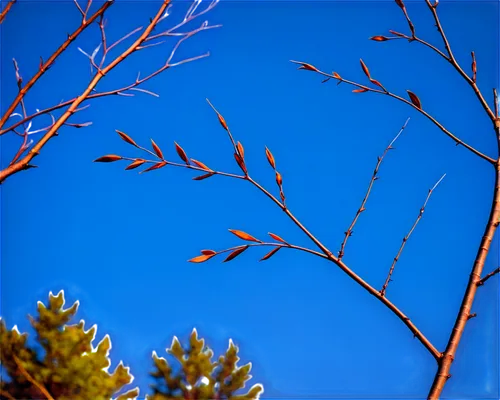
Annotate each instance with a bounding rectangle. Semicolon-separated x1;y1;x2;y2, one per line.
333;72;342;80
140;161;168;173
352;88;369;93
407;90;422;109
234;153;247;174
175;142;189;164
360;59;370;78
116;130;138;147
297;63;318;72
189;253;216;263
218;113;229;131
151;139;164;159
370;35;389;42
94;155;122;162
191;159;211;171
229;229;262;243
260;246;281;261
268;232;287;243
201;249;216;255
125;159;146;170
370;79;384;90
265;147;276;169
237;141;245;159
223;245;249;262
192;172;215;181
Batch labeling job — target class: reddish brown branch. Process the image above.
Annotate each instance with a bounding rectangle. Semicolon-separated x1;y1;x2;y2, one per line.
0;1;113;131
13;355;54;400
380;173;446;297
477;266;500;286
0;0;16;24
338;118;410;260
290;60;495;164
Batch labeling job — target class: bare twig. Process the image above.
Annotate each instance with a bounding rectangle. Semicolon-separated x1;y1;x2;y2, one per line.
0;0;16;24
380;174;446;297
0;1;113;131
13;355;54;400
477;266;500;286
0;389;16;400
338;118;410;260
290;60;495;164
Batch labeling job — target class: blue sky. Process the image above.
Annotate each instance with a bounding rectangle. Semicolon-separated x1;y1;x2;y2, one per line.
1;0;499;399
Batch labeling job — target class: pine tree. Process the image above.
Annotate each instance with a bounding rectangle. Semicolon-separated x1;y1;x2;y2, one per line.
148;329;264;400
0;291;138;400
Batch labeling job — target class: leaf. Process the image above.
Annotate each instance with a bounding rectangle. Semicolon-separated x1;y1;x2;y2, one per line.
218;113;229;130
260;246;281;261
192;172;215;180
333;72;342;80
175;142;189;164
360;59;370;78
268;232;287;243
395;0;405;9
93;155;122;162
125;159;146;170
223;246;249;262
189;253;216;263
201;249;216;255
237;141;245;159
116;130;138;147
140;161;168;173
297;63;318;72
234;153;247;174
370;35;389;41
407;90;422;109
191;159;211;171
370;79;384;90
151;139;164;159
275;171;283;186
265;147;276;169
352;88;369;93
229;229;261;243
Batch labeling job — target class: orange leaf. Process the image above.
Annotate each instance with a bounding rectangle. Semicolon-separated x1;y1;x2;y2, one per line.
116;130;138;147
370;35;389;42
125;159;146;170
189;253;216;263
268;232;287;243
140;161;168;173
223;245;249;262
175;142;189;164
191;159;211;171
218;113;229;131
229;229;261;243
192;172;215;181
370;79;384;90
407;90;422;109
297;63;318;72
93;155;122;162
360;59;370;78
265;147;276;169
237;141;245;159
234;153;247;174
151;139;164;159
352;88;369;93
276;171;283;187
201;249;216;255
260;246;281;261
333;72;341;80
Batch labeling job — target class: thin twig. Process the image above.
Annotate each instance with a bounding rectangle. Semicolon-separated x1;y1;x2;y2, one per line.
0;0;16;24
0;1;113;131
13;355;54;400
0;389;16;400
477;266;500;286
338;118;410;259
380;174;446;297
290;60;495;164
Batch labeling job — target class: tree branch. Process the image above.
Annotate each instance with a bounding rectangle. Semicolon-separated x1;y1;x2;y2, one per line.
380;173;446;297
12;355;54;400
0;0;16;24
290;60;496;164
338;118;410;260
0;0;113;130
477;266;500;286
